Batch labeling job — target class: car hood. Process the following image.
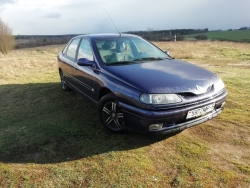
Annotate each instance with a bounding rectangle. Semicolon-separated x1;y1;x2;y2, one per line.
103;59;219;94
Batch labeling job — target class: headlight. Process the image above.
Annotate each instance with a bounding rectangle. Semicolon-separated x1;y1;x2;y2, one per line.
140;93;182;104
213;79;225;92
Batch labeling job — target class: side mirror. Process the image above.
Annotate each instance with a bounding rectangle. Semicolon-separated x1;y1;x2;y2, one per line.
77;58;94;66
165;51;170;56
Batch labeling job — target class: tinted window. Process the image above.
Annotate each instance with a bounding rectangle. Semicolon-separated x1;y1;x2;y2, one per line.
78;39;93;61
66;38;80;60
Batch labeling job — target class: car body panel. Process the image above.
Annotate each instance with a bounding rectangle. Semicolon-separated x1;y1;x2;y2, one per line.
74;65;97;100
102;59;218;95
58;54;77;87
95;70;145;108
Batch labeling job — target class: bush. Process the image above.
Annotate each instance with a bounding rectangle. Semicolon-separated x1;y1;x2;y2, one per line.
0;18;15;55
239;27;248;30
194;35;208;40
176;33;185;41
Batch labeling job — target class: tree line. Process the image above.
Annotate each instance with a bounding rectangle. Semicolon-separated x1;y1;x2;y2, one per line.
126;28;209;41
15;34;78;49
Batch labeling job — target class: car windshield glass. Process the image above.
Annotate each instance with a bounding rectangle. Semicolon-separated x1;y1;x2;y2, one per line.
95;36;169;65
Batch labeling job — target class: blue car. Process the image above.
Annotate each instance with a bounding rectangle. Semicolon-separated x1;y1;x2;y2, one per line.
57;34;227;134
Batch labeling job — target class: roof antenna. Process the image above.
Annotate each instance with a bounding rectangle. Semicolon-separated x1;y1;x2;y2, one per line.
104;8;121;37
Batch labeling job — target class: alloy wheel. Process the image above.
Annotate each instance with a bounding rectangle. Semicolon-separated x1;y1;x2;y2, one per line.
102;102;124;128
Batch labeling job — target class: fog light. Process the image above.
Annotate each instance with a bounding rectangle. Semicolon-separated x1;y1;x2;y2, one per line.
149;123;163;131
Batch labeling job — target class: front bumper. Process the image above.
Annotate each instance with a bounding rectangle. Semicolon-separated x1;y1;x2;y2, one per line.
120;90;227;134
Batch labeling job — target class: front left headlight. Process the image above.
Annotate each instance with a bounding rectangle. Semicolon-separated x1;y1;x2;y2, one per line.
213;79;225;92
140;93;182;105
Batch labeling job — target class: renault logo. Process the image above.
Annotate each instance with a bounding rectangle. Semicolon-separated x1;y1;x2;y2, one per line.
196;85;206;93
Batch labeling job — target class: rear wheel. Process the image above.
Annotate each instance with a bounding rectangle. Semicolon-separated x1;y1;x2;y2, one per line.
59;71;70;91
99;93;125;133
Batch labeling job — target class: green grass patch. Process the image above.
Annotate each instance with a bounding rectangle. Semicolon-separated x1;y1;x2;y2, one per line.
185;30;250;42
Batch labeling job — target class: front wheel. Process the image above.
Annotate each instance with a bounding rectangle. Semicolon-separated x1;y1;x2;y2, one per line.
98;93;126;133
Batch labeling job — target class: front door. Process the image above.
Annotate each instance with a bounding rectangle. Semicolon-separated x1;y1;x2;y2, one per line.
74;38;97;102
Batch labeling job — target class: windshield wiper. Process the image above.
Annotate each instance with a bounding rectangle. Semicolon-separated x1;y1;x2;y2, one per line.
106;57;168;66
133;57;165;61
107;61;135;66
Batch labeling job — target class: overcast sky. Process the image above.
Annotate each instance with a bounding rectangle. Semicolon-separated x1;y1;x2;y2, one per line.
0;0;249;35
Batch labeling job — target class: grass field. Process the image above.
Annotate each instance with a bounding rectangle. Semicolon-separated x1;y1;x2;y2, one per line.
185;30;250;42
0;41;250;187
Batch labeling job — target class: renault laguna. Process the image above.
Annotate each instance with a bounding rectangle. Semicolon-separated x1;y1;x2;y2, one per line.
57;34;227;134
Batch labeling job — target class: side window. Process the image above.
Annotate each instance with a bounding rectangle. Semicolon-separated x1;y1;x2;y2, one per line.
66;38;80;60
78;39;94;61
62;40;71;55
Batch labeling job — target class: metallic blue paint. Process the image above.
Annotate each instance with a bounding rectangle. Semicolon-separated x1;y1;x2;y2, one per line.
103;59;218;94
58;33;228;134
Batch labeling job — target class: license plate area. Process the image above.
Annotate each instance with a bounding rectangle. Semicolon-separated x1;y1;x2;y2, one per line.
186;103;215;119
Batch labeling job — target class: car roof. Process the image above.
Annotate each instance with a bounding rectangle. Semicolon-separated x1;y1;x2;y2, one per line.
74;33;140;40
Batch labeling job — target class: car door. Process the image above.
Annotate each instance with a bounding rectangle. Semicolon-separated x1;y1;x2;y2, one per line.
74;38;97;102
60;38;81;88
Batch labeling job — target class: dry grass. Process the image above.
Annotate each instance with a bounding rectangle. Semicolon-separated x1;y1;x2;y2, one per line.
155;41;250;61
0;42;250;187
0;45;63;84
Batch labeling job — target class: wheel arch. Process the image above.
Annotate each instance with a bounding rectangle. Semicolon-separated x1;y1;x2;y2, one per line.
99;87;112;101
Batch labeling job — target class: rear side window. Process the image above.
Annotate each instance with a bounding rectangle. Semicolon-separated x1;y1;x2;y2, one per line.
66;38;80;60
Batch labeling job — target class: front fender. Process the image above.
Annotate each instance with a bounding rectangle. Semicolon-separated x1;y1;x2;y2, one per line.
95;71;145;109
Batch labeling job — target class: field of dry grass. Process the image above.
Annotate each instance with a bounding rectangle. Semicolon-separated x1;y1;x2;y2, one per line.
0;41;250;187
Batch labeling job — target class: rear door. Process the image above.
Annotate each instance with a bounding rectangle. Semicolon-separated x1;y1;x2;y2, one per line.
60;38;81;87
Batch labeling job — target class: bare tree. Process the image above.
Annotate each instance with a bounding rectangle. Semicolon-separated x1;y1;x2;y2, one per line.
0;18;15;55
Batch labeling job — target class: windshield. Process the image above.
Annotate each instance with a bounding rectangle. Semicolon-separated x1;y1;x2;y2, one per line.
95;36;169;65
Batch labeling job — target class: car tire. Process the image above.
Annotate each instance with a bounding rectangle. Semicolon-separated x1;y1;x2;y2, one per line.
98;93;126;133
59;70;71;91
